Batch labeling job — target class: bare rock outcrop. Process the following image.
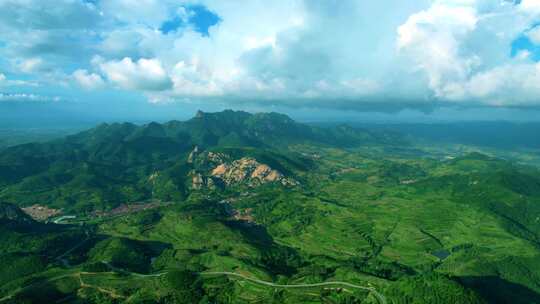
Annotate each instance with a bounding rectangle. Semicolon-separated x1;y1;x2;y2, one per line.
188;149;296;190
211;157;295;187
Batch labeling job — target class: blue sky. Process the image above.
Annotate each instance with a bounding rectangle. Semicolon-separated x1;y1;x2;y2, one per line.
512;23;540;61
160;5;220;36
1;0;540;124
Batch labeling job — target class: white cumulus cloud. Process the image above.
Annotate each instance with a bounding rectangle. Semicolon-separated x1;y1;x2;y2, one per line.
73;69;105;90
99;57;172;91
526;26;540;44
396;0;540;107
19;58;44;73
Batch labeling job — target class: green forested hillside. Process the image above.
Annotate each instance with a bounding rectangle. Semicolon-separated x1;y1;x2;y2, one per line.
0;110;396;213
1;111;540;304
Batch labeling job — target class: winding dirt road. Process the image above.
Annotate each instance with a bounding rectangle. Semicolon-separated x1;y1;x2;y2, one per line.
101;263;387;303
2;260;386;304
199;271;387;304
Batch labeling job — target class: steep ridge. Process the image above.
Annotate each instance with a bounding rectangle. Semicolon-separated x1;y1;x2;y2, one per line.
0;110;404;212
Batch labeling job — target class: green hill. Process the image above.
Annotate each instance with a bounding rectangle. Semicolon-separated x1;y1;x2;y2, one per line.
0;110;400;213
2;112;540;303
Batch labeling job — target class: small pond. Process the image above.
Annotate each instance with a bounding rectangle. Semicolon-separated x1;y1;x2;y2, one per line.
431;249;451;260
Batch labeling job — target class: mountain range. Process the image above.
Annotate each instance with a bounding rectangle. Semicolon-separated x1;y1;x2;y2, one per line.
0;110;405;213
